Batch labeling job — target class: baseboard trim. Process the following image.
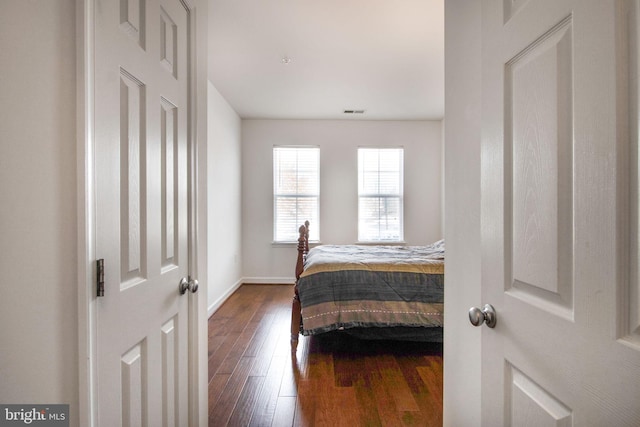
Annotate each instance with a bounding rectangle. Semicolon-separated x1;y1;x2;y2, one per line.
207;279;243;318
241;276;295;285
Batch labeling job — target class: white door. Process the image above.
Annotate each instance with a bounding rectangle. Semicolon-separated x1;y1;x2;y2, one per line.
480;0;640;425
94;0;192;425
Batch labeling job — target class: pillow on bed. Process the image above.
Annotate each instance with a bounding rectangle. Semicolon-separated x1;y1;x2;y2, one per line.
430;239;445;257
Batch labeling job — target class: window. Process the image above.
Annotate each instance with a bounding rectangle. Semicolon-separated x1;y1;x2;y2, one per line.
273;146;320;242
358;147;404;242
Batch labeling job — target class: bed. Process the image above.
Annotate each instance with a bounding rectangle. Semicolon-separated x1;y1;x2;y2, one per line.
290;221;444;350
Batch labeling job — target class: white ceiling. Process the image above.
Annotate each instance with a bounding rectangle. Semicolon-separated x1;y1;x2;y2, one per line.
207;0;444;121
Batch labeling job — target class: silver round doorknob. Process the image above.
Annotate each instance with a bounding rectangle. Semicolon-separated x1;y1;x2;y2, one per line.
179;277;190;295
179;277;199;295
469;304;497;328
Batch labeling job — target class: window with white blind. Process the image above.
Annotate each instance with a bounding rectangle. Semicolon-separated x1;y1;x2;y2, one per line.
358;147;404;242
273;146;320;242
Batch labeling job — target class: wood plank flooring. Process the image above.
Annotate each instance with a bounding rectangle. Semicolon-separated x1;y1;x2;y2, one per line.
208;284;443;426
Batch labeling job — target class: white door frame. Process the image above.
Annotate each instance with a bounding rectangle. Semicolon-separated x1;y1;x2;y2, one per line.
443;1;483;425
75;0;208;425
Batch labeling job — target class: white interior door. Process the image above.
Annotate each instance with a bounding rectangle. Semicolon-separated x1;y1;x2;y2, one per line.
94;0;191;425
480;0;640;425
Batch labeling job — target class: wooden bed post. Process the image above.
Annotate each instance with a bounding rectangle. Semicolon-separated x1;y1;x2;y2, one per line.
291;221;309;351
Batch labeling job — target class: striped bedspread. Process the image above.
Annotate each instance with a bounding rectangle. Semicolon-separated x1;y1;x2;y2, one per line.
297;241;445;336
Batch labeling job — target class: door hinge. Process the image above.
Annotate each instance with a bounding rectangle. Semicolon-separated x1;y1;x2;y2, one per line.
97;258;105;297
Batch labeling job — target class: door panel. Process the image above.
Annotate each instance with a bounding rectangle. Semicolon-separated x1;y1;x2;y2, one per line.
506;364;572;427
119;69;147;289
481;0;640;425
121;342;145;427
95;0;190;425
507;17;574;319
161;97;179;271
160;317;179;425
628;0;640;344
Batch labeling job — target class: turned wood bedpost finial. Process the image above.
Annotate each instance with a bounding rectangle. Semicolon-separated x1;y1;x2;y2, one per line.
295;221;309;280
299;224;307;242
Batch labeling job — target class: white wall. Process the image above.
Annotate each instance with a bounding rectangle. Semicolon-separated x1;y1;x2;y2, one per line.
443;1;482;426
242;119;442;281
0;1;79;425
207;82;243;315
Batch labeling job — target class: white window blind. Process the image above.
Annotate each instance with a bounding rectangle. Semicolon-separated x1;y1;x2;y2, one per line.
358;148;404;242
273;146;320;242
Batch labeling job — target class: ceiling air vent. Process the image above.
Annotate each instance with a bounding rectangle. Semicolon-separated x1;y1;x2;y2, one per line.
343;109;366;114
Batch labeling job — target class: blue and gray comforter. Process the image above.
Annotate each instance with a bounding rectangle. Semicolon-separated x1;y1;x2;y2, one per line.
297;241;445;336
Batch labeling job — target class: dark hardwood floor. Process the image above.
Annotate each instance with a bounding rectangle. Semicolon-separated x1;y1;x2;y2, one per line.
208;284;443;426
